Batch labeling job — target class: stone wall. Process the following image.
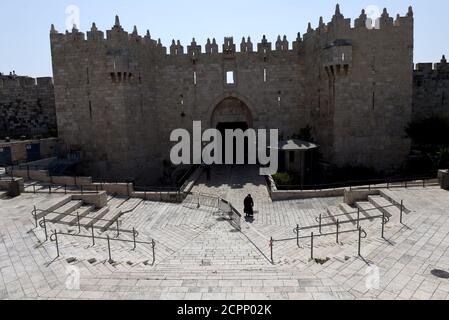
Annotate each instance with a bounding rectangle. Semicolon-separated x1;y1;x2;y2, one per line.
0;75;57;139
50;5;415;184
413;56;449;121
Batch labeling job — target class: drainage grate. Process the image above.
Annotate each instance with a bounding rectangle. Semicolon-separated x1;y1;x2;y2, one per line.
431;269;449;279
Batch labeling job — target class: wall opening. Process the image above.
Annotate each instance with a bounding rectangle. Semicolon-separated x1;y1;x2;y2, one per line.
226;71;235;85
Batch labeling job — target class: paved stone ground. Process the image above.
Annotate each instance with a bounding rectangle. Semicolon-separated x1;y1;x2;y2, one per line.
0;167;449;300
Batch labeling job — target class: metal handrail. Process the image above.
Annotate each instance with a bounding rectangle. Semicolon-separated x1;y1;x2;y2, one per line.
26;182;101;195
32;208;121;224
268;206;392;264
319;204;396;220
32;207;134;238
276;175;438;191
49;229;156;265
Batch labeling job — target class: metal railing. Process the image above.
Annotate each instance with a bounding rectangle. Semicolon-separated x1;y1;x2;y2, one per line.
49;229;156;265
26;182;101;195
33;207;156;264
32;207;130;236
184;192;242;231
276;175;438;191
267;202;405;264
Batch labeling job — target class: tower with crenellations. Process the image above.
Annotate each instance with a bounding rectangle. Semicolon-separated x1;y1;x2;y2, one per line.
49;5;415;185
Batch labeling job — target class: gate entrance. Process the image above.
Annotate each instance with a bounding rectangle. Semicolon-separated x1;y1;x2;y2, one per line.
212;97;253;165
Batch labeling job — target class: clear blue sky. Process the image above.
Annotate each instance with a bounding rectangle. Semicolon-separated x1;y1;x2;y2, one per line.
0;0;447;78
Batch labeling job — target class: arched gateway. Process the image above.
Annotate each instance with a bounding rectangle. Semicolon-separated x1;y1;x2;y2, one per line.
210;97;254;164
211;97;253;130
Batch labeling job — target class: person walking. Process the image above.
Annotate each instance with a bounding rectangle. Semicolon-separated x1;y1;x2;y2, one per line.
244;194;255;219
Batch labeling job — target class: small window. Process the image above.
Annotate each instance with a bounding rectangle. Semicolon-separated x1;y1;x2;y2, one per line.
193;71;197;85
263;68;267;82
226;71;235;85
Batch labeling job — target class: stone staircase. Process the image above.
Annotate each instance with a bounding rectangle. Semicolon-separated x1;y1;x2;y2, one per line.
239;190;410;267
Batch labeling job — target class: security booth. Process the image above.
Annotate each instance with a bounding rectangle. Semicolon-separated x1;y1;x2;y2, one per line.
271;139;319;186
0;146;12;166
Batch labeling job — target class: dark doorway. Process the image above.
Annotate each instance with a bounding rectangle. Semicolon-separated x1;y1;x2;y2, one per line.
0;146;12;166
26;143;41;162
216;122;249;165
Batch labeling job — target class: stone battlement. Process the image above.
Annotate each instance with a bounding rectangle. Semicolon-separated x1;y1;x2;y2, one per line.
0;75;53;91
414;55;449;75
50;4;413;58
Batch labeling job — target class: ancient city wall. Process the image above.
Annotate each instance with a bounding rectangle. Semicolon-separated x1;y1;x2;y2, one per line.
0;75;57;139
413;56;449;121
50;5;416;184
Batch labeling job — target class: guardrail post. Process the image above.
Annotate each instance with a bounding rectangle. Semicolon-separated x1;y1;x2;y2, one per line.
133;228;137;250
336;219;340;244
33;206;38;228
91;227;95;246
296;225;300;248
116;220;120;238
152;239;156;265
33;184;36;194
270;237;274;264
423;179;426;188
381;212;386;239
310;232;314;261
357;208;360;229
107;235;112;263
400;200;404;225
49;185;51;194
27;165;30;180
358;227;362;257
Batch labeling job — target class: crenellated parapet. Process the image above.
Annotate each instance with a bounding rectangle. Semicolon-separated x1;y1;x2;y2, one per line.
415;55;449;77
50;5;413;60
0;74;53;91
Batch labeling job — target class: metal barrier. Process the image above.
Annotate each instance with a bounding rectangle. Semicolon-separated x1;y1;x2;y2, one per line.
184;192;242;231
269;206;392;264
49;229;156;265
32;207;132;237
26;182;100;195
276;175;438;191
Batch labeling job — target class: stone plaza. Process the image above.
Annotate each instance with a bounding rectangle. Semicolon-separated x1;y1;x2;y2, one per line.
1;3;449;301
0;166;449;300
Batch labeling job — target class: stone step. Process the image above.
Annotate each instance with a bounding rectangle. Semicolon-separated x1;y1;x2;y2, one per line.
379;190;411;213
46;200;84;223
85;206;110;229
66;205;96;226
0;191;8;199
368;196;399;224
35;196;72;220
99;211;124;232
354;202;381;222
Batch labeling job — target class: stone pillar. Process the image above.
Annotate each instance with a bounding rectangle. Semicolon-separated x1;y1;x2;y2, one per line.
438;170;449;190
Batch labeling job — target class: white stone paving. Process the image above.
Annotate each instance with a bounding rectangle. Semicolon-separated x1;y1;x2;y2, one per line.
0;169;449;300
